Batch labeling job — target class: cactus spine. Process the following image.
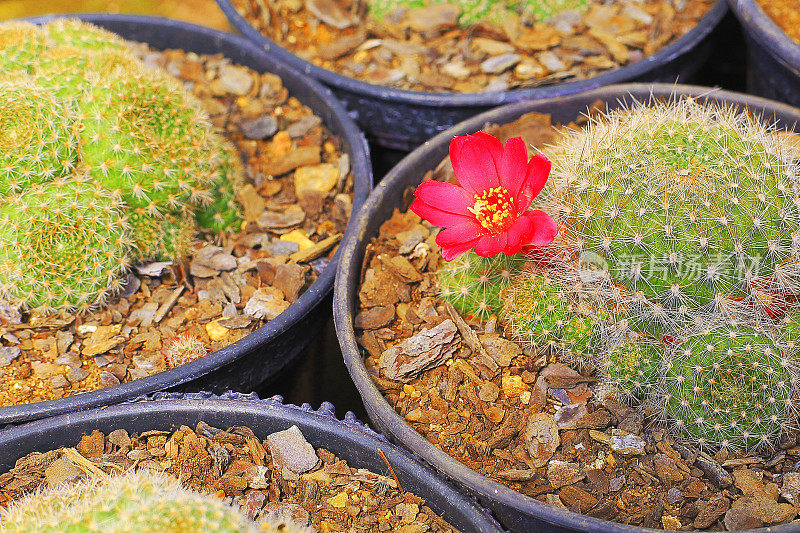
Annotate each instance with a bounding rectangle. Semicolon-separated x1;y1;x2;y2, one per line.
0;20;244;313
1;469;312;533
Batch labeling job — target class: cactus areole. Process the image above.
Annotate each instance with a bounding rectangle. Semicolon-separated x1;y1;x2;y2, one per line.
415;101;800;451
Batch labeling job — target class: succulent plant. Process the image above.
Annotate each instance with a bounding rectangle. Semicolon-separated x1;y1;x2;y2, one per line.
366;0;426;19
437;250;522;321
367;0;514;26
661;323;796;449
0;20;244;312
1;469;312;532
548;97;800;333
503;270;611;368
494;96;800;450
164;331;208;367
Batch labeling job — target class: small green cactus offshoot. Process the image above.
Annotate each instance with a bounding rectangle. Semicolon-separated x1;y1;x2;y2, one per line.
600;334;662;404
662;324;796;450
437;250;522;321
503;271;609;368
1;469;313;533
367;0;516;26
0;20;244;313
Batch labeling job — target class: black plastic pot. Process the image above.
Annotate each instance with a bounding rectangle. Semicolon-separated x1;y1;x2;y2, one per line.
0;392;504;533
217;0;727;151
728;0;800;107
1;14;371;426
334;83;800;533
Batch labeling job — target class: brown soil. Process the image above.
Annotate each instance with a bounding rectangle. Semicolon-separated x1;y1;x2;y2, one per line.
757;0;800;44
0;420;459;532
230;0;714;93
354;112;800;530
0;43;355;407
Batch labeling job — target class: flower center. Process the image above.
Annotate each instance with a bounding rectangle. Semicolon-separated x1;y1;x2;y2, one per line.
468;186;515;234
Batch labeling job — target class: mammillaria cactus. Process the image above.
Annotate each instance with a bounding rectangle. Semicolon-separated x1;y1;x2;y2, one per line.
1;469;312;532
437;251;522;321
497;96;800;449
661;323;796;449
0;20;243;313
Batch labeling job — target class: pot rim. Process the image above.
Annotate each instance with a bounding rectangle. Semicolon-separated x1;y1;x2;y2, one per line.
216;0;728;107
728;0;800;72
334;81;800;533
0;392;504;532
0;13;372;424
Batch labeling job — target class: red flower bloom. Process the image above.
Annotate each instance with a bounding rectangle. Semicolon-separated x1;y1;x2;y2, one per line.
410;132;557;261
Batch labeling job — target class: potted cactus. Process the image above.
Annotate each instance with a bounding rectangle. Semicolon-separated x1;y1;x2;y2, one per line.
335;84;800;531
3;469;310;532
217;0;727;150
0;394;504;532
0;15;371;425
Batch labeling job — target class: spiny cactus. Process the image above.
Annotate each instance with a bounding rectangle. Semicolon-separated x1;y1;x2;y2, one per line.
548;97;800;332
437;250;522;321
503;269;610;368
494;96;800;450
0;20;244;312
600;333;662;403
367;0;426;19
661;323;797;449
0;177;130;312
1;469;312;533
367;0;514;25
164;332;208;367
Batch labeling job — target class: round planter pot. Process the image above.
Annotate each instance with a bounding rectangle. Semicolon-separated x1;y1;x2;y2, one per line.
2;14;371;426
333;82;800;532
728;0;800;107
0;392;504;533
217;0;727;151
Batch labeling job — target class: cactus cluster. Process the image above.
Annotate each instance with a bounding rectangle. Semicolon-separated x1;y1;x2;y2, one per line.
1;469;312;532
443;97;800;450
0;20;243;314
366;0;583;25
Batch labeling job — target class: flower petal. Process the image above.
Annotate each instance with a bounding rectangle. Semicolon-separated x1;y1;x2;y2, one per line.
450;132;503;194
474;232;507;258
409;198;472;228
518;210;558;247
499;137;528;200
414;180;472;215
436;221;484;247
516;154;551;213
440;238;480;261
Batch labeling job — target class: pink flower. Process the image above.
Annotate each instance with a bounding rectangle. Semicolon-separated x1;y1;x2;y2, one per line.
410;132;557;261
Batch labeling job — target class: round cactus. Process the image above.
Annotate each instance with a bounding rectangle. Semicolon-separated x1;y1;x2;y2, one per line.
0;178;130;313
0;19;244;313
367;0;426;19
661;323;796;450
600;334;663;403
1;469;313;533
548;98;800;332
503;270;609;367
437;250;522;321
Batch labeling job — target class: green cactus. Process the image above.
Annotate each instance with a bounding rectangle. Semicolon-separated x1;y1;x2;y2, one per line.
601;334;662;403
661;324;796;450
367;0;514;26
437;250;522;321
0;178;130;313
0;20;245;312
503;271;609;367
521;0;589;21
548;98;800;332
1;469;312;532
